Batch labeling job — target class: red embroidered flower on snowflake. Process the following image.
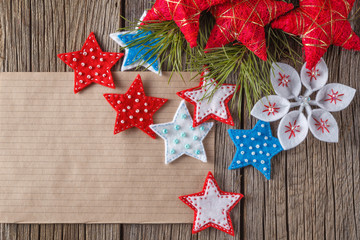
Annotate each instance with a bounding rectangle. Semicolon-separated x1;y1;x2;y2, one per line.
306;67;320;82
313;118;330;133
58;32;123;93
278;72;290;87
262;102;280;116
104;75;168;138
179;172;243;236
285;120;301;139
325;89;344;104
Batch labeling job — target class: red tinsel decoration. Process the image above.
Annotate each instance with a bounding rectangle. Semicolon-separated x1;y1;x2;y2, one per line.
272;0;360;69
142;0;228;48
205;0;294;61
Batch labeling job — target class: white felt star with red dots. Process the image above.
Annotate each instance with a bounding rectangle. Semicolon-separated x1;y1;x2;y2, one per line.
177;73;237;127
58;32;123;93
179;172;243;236
103;74;167;138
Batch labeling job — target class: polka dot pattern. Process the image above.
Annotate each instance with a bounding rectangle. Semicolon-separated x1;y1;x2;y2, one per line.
104;74;168;138
228;120;283;180
150;100;213;164
57;32;123;93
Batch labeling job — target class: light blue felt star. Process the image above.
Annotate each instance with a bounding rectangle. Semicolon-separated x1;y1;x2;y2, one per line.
150;100;214;164
110;29;161;75
228;120;283;180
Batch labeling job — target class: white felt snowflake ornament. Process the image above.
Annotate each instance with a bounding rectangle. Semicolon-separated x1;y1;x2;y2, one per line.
251;58;356;150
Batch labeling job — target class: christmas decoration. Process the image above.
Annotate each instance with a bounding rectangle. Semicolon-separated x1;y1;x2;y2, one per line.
228;120;283;180
104;74;168;138
110;11;162;75
251;59;356;150
142;0;228;48
150;100;213;164
205;0;294;61
177;72;237;127
179;171;243;235
58;32;123;93
271;0;360;70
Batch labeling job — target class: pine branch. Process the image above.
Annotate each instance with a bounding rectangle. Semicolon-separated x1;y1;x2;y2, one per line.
117;13;302;115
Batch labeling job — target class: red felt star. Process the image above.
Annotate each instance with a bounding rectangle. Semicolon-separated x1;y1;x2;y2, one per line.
58;32;123;93
205;0;294;60
142;0;227;48
104;74;168;138
179;172;243;236
271;0;360;69
177;73;237;127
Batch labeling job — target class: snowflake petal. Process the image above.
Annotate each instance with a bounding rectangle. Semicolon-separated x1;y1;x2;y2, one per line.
251;95;290;122
270;62;301;99
300;58;328;92
308;109;338;143
315;83;356;112
277;111;308;150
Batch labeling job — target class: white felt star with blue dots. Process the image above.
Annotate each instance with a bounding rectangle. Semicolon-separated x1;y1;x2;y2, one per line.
110;11;161;75
228;120;283;180
150;100;214;164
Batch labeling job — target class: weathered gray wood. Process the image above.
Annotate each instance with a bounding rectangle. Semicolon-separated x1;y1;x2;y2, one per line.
0;0;359;239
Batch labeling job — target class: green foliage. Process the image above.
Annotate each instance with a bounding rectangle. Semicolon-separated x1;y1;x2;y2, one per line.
118;14;302;114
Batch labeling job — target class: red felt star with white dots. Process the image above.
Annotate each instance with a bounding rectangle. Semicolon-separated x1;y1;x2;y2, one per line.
177;73;237;127
271;0;360;70
142;0;227;48
104;74;168;138
179;171;243;236
58;32;123;93
205;0;293;60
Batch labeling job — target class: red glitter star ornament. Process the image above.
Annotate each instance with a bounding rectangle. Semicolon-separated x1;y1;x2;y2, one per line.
142;0;228;48
179;171;243;236
205;0;294;60
104;75;168;138
272;0;360;70
58;32;123;93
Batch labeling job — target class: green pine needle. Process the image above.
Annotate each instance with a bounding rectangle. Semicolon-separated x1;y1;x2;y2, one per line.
117;13;302;115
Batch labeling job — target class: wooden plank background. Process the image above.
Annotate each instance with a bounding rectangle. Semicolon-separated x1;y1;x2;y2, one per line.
0;0;359;239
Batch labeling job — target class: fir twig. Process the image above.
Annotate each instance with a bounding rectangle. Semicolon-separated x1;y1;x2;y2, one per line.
116;13;302;115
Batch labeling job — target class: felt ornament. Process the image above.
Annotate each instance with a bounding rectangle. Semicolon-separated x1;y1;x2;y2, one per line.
142;0;228;48
179;171;243;236
176;72;237;127
205;0;294;60
110;11;162;75
58;32;123;93
228;120;283;180
271;0;360;70
150;100;213;164
251;58;356;150
104;74;168;139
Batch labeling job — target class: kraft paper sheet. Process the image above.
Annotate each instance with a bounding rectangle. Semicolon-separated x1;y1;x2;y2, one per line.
0;72;214;223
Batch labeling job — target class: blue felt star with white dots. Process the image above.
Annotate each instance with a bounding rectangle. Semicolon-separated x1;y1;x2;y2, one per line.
110;12;161;75
228;120;283;180
150;100;214;164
